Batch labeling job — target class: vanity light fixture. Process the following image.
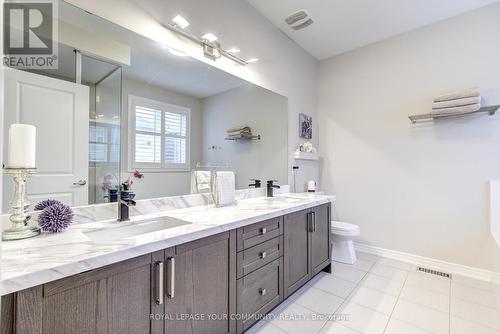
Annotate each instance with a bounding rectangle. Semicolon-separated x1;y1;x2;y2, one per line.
162;17;253;66
201;33;221;61
201;33;218;43
172;15;190;29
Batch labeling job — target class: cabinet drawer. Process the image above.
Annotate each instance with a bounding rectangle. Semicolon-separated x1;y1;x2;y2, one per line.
237;236;283;279
237;217;283;251
236;258;283;333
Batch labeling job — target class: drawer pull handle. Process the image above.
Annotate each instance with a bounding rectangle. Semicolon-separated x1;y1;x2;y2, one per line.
260;252;267;259
259;288;267;296
260;227;267;235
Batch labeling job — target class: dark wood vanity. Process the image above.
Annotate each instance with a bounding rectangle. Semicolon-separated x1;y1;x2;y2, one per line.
1;203;331;334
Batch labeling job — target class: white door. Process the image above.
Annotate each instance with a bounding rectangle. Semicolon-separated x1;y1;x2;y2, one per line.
3;68;89;211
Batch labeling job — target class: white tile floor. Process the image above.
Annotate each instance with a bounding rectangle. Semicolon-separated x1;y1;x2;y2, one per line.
246;252;500;334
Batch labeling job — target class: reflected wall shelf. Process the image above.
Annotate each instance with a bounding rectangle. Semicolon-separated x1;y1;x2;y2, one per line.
293;151;319;161
409;105;500;124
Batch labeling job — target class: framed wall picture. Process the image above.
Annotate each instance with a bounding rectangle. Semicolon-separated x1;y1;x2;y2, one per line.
299;113;312;139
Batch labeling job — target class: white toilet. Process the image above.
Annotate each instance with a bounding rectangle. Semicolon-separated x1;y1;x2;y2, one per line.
331;221;361;264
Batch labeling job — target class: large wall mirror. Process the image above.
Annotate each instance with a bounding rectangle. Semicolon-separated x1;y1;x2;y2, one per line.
2;1;288;212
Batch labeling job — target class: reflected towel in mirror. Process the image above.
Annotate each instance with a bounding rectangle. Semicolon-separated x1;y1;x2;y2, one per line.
190;170;212;194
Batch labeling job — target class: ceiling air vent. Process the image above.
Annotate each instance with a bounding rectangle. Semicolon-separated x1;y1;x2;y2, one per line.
284;10;314;31
416;266;451;279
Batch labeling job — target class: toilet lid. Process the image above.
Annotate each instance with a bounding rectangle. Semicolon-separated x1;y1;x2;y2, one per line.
331;221;360;233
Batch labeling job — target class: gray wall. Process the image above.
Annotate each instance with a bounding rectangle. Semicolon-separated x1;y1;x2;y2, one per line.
201;85;288;189
121;76;202;199
319;3;500;272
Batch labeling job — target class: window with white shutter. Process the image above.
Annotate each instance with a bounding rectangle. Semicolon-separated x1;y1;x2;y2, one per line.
128;95;190;171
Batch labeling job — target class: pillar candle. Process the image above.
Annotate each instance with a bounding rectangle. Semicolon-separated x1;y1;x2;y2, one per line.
7;124;36;168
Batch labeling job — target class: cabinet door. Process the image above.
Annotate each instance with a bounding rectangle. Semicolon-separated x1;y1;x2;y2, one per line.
283;209;311;298
165;231;236;334
1;294;15;334
310;203;332;276
7;255;155;334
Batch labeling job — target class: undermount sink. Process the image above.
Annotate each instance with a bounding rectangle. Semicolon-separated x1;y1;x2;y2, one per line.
236;196;303;210
84;217;191;243
237;203;283;210
260;196;303;203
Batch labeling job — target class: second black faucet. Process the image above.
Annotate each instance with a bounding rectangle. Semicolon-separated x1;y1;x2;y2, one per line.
266;180;280;197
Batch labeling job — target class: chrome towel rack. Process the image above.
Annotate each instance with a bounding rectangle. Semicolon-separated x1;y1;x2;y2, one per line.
409;105;500;124
195;162;232;170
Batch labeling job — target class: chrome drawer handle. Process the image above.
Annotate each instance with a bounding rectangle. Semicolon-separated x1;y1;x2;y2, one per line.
260;252;267;259
259;288;267;296
260;227;267;235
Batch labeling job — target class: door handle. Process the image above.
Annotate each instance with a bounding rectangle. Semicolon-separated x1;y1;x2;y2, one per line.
308;212;316;232
167;257;175;299
72;180;87;186
312;212;316;232
154;261;164;305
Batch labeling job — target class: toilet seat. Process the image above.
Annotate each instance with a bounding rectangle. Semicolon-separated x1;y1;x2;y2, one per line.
331;221;360;237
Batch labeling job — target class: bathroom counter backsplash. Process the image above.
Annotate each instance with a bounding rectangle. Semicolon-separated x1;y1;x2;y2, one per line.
1;189;335;296
1;186;286;229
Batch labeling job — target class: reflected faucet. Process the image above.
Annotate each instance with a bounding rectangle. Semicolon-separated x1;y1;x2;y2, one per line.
266;180;280;197
249;179;261;188
118;183;136;222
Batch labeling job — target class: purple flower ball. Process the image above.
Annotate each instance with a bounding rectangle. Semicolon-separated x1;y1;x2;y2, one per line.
38;203;73;233
34;199;63;211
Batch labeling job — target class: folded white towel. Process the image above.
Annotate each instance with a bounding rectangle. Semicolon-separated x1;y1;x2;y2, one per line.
431;103;481;116
432;96;481;109
190;170;212;194
227;126;251;134
434;87;480;102
212;171;236;207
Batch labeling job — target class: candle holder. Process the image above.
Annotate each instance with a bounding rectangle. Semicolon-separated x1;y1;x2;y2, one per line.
2;167;40;241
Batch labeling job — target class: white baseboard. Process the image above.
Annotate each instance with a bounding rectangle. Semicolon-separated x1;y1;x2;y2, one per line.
354;242;500;284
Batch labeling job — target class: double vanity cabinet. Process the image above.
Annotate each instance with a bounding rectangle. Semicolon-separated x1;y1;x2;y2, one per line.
1;203;331;334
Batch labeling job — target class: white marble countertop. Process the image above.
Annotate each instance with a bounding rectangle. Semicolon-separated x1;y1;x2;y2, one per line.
0;193;334;296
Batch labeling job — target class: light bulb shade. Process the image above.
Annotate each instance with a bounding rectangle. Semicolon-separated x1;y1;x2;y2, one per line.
202;33;218;43
172;15;189;29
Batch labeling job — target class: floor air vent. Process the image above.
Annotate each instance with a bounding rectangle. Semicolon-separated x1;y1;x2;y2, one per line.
416;266;451;279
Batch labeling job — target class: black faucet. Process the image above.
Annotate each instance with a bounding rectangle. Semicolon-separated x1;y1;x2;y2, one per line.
118;183;136;222
249;179;261;188
266;180;280;197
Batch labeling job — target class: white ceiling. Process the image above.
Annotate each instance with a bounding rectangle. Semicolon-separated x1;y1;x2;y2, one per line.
247;0;499;60
59;2;247;98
